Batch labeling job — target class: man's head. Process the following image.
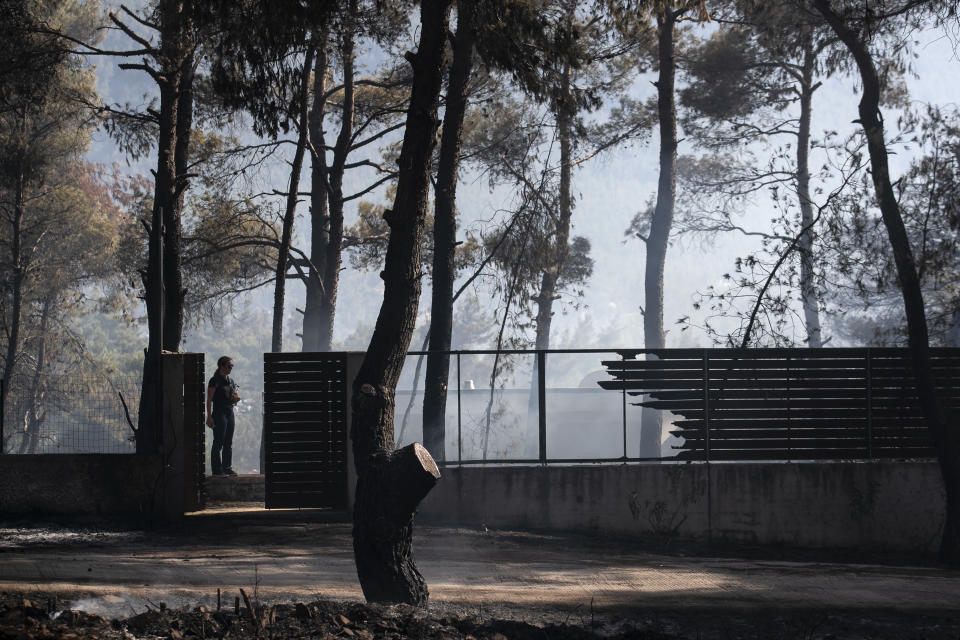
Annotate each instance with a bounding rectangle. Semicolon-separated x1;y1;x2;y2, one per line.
217;356;234;375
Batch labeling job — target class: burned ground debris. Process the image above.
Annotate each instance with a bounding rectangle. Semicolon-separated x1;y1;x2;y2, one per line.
0;592;663;640
4;590;960;640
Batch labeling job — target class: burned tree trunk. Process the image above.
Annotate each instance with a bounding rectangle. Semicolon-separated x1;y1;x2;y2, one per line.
531;57;573;357
303;7;354;353
18;297;50;455
137;0;197;452
640;10;680;459
320;20;355;351
302;31;331;352
523;58;574;457
796;37;822;348
353;433;440;603
138;55;180;453
2;166;26;421
351;0;452;606
166;35;195;353
271;45;316;353
814;0;960;564
423;0;476;463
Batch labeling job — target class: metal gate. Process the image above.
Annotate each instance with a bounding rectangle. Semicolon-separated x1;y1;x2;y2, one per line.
263;352;348;509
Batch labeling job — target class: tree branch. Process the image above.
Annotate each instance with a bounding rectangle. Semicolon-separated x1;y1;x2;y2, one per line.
108;11;155;51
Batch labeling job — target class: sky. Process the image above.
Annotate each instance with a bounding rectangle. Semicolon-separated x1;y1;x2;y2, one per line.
85;5;960;364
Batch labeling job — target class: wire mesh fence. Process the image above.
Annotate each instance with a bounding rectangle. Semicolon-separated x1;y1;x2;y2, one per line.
2;375;140;454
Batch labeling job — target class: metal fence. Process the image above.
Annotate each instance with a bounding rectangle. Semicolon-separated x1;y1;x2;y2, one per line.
393;349;671;465
602;347;959;461
1;375;139;454
392;348;957;465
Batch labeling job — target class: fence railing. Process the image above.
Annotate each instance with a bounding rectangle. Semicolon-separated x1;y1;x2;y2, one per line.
1;375;139;454
603;347;960;461
392;348;958;465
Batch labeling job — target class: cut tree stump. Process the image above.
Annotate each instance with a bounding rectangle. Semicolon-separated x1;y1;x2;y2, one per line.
353;442;440;606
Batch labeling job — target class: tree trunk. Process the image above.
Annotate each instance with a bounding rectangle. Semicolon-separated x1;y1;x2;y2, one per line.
303;7;354;354
2;166;26;427
321;16;356;350
531;81;572;353
138;0;194;452
138;52;179;453
423;0;476;463
271;46;316;353
19;297;49;454
302;29;331;352
641;12;678;458
166;22;195;352
523;78;573;456
351;0;451;606
796;38;822;348
814;0;960;565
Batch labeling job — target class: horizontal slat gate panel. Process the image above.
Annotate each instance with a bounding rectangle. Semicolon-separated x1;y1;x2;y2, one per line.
270;450;345;463
266;411;348;423
647;389;872;400
674;449;937;461
641;399;872;410
265;381;347;393
268;470;347;482
264;352;348;510
268;460;347;472
266;351;352;362
604;379;878;391
673;428;873;438
265;360;349;373
268;437;347;446
601;347;959;461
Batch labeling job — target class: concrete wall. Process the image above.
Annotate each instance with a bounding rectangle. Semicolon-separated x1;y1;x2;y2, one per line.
206;474;264;502
0;454;163;517
416;461;946;553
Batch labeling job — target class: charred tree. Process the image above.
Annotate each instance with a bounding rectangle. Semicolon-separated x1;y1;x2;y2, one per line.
422;0;477;463
17;297;50;454
2;168;26;418
351;0;452;606
813;0;960;564
640;8;681;458
319;14;356;352
796;34;822;348
271;44;316;353
532;59;573;358
302;27;336;352
135;0;198;453
166;36;195;353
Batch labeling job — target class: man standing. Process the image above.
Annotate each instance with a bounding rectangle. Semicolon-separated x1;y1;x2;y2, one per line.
207;356;240;476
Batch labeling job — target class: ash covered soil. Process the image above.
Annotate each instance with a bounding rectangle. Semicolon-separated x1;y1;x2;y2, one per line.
2;519;960;638
3;590;960;640
1;591;662;640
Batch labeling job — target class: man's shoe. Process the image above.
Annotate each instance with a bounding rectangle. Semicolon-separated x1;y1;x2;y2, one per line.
223;469;238;476
212;471;225;476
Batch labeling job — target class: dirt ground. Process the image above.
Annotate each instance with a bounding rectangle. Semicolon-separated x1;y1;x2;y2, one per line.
1;507;960;639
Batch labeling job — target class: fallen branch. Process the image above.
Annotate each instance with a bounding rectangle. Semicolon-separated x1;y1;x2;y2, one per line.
238;588;261;632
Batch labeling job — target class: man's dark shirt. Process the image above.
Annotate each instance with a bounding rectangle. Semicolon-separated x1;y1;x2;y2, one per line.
208;373;238;410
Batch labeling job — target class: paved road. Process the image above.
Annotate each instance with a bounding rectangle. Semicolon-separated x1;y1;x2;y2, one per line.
2;506;959;622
